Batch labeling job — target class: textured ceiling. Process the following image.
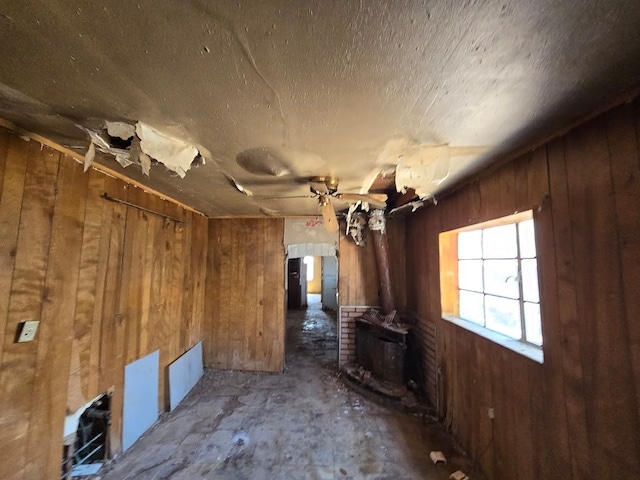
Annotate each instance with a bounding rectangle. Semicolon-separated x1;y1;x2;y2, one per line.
1;1;640;216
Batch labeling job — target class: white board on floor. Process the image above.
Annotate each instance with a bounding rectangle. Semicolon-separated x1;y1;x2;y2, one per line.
71;463;102;476
169;341;203;411
123;350;159;451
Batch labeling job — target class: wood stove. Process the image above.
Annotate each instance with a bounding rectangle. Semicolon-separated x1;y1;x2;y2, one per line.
355;316;407;385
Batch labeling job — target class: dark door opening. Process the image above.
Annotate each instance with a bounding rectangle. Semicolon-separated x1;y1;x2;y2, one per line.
287;258;306;310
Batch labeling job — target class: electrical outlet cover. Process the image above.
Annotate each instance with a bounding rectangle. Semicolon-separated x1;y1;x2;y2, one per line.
17;320;39;342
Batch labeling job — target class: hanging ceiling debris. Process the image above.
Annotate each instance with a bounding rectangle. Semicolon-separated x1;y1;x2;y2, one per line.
383;139;488;200
80;121;203;179
0;1;639;216
388;200;425;217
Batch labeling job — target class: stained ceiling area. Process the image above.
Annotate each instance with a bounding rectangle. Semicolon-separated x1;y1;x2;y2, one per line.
1;1;640;217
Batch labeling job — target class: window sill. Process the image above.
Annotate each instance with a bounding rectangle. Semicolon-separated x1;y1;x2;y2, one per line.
442;315;544;364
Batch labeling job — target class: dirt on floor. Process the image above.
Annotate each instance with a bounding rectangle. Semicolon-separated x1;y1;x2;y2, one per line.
96;299;482;480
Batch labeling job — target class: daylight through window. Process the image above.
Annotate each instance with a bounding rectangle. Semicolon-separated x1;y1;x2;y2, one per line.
303;256;314;282
439;211;543;354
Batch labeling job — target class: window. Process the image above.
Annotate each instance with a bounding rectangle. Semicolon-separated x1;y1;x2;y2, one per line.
303;256;314;281
439;211;543;361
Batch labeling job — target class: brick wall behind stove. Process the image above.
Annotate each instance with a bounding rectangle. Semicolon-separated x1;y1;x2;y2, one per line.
409;312;437;404
338;306;371;367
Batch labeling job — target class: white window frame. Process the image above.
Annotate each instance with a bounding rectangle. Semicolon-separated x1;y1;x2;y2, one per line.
439;210;544;363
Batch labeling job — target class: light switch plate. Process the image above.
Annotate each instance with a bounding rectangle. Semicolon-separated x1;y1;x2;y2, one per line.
17;320;39;342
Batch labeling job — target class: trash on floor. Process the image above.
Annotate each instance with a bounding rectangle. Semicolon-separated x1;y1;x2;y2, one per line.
430;450;447;464
450;470;470;480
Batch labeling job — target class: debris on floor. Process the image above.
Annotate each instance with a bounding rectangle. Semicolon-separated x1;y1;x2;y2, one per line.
430;450;447;464
450;470;471;480
344;364;408;398
96;300;481;479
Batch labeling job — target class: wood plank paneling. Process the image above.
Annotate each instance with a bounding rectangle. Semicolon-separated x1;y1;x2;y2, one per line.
546;137;591;478
179;211;194;355
405;100;640;478
264;219;285;369
0;129;9;199
337;217;406;310
0;142;59;480
339;221;374;306
530;145;572;479
24;157;88;479
123;186;146;366
606;104;640;430
565;117;638;475
71;170;105;408
229;220;247;369
0;133;29;366
192;215;208;348
0;128;208;480
243;220;255;370
204;218;285;373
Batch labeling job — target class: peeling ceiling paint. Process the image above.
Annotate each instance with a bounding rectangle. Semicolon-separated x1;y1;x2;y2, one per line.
78;121;202;178
105;121;135;141
1;1;640;216
135;122;200;178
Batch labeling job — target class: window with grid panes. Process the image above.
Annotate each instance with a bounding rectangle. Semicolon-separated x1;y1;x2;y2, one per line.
439;212;543;361
456;216;542;346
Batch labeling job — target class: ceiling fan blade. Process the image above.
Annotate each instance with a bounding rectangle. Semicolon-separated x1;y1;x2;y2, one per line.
223;173;253;197
236;147;291;177
319;196;339;232
256;195;316;200
335;193;387;209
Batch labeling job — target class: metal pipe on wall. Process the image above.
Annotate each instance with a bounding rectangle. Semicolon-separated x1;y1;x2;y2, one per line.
368;210;395;315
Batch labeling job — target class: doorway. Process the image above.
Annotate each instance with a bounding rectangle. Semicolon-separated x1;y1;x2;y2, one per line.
285;248;339;367
285;257;339;367
288;255;338;312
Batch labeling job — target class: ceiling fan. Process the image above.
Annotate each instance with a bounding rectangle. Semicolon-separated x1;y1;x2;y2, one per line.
260;176;387;232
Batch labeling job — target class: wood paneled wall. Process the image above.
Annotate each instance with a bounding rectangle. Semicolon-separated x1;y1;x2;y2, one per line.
338;218;406;309
204;218;285;373
405;101;640;478
203;216;405;373
0;129;208;480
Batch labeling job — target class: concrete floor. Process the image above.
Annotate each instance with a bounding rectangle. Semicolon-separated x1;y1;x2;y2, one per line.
99;295;480;480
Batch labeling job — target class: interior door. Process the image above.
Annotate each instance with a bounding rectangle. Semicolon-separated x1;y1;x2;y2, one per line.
321;256;338;311
287;258;302;309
